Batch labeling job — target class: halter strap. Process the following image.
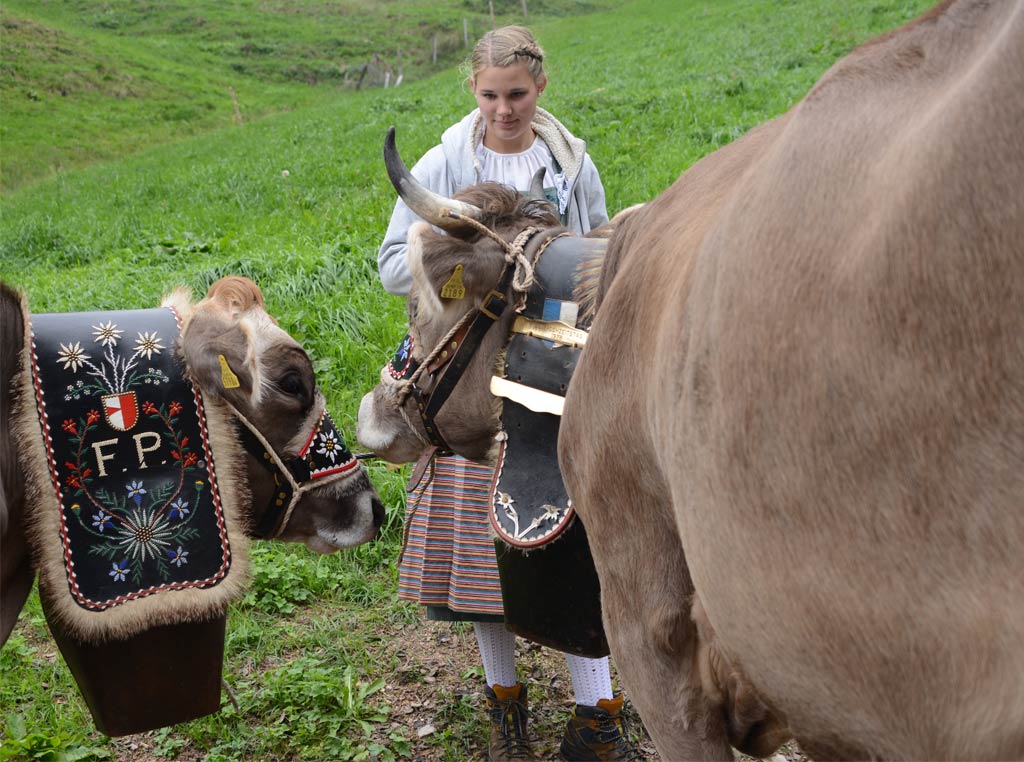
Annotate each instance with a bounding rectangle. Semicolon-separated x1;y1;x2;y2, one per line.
225;400;358;538
379;224;568;456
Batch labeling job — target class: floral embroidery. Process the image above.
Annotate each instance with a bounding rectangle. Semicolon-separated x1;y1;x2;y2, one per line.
168;498;190;520
63;399;204;584
396;336;411;364
32;307;233;610
109;560;129;582
315;430;341;463
114;506;176;563
134;331;164;359
386;334;419;380
167;546;189;568
56;321;168;407
126;480;147;505
92;321;123;347
92;510;113;532
57;341;90;372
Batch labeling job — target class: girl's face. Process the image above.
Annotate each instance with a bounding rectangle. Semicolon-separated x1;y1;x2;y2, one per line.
471;63;546;154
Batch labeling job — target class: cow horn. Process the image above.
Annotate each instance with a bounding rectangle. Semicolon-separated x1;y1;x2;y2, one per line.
384;126;483;229
528;167;547;202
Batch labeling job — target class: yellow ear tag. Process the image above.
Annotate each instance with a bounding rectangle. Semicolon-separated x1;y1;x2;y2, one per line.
440;264;467;300
218;354;241;389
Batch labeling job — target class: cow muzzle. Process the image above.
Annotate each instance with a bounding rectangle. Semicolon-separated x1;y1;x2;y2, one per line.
356;388;428;466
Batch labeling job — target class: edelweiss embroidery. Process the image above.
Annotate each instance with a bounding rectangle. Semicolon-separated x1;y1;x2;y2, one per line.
58;318;170;432
296;409;358;480
28;307;232;610
495;487;567;542
60;400;205;585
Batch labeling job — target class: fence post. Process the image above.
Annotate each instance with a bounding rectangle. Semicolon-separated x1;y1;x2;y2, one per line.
521;0;528;18
229;86;242;125
464;18;469;46
489;0;495;27
433;33;438;64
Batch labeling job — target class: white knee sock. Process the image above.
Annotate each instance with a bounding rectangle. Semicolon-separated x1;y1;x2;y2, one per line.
565;654;614;706
474;621;518;688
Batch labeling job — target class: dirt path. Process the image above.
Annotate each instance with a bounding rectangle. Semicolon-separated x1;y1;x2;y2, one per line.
109;616;807;761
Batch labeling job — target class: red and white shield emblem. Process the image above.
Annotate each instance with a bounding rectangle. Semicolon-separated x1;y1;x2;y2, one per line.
102;391;138;431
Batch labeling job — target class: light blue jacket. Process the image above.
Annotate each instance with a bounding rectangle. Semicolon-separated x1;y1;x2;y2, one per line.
378;107;608;296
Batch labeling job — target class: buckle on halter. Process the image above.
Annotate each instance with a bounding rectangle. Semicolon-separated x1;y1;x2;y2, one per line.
480;290;507;321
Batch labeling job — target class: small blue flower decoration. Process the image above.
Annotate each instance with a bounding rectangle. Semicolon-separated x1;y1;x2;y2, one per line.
92;510;112;532
126;480;146;506
167;546;189;568
109;560;129;582
168;497;190;520
396;335;412;363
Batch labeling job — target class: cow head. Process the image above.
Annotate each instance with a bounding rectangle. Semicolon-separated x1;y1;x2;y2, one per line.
357;128;565;465
175;276;385;552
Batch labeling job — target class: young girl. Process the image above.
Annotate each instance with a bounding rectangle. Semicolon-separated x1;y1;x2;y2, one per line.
377;26;642;762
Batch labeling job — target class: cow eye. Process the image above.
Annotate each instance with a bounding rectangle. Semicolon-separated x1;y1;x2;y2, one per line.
278;372;303;396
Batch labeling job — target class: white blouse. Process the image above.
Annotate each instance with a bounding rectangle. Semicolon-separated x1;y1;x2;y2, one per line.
476;134;556;195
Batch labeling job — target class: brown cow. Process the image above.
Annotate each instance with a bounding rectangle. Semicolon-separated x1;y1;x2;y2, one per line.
360;1;1024;758
1;276;385;646
560;0;1024;759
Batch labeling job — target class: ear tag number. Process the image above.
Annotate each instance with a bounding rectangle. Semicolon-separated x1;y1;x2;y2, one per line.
218;354;241;389
440;264;467;300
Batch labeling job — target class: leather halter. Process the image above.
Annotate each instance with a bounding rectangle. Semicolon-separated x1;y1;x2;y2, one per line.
410;268;518;454
386;223;564;456
228;399;359;538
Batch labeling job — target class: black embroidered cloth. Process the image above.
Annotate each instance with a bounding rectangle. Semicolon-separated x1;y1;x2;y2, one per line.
487;235;609;656
387;334;419;380
490;235;594;548
27;307;233;611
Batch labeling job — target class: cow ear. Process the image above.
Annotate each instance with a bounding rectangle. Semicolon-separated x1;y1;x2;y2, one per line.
204;276;268;321
181;310;256;402
407;222;504;320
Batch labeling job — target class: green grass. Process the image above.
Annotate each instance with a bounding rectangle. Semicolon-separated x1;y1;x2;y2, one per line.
0;0;935;758
0;0;624;193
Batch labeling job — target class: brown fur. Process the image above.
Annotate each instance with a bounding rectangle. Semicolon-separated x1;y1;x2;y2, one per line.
2;278;383;645
452;182;560;238
205;275;265;313
0;284;31;645
560;1;1024;759
357;3;1024;757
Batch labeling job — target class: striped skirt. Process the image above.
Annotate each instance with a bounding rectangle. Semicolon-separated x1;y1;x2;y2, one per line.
397;454;504;616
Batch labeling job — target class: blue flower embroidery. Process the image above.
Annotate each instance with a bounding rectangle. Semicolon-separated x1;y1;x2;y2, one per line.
109;560;129;582
396;336;412;363
92;510;113;532
168;497;190;520
167;546;189;568
126;480;146;506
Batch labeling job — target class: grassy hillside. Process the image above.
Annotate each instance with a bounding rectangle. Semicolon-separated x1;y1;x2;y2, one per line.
0;0;623;192
1;0;935;759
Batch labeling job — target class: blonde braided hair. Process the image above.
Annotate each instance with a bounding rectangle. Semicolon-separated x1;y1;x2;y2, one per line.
466;25;546;84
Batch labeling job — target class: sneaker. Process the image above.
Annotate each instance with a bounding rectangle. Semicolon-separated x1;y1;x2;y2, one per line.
484;682;535;760
559;695;645;761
